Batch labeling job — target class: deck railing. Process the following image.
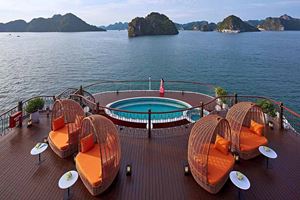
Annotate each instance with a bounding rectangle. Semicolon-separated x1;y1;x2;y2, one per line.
0;96;55;136
1;80;300;136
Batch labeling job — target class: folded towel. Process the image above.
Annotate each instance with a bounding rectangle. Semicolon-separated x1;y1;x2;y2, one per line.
263;146;271;152
236;172;244;180
35;143;41;149
65;172;73;181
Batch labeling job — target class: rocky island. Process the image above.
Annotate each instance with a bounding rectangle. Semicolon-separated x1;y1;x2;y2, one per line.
102;22;128;30
128;12;178;37
176;21;217;31
258;14;300;31
0;13;105;32
217;15;259;33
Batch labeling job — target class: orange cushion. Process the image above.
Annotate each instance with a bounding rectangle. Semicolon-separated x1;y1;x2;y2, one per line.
80;134;94;153
49;126;69;150
250;120;264;136
193;144;234;186
75;115;84;128
214;134;230;155
75;144;102;186
52;116;65;131
75;144;117;186
207;145;234;185
240;127;268;151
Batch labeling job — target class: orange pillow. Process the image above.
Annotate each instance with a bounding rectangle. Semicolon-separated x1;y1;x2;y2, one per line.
214;134;230;155
250;120;264;136
52;116;65;131
75;115;84;128
80;134;94;153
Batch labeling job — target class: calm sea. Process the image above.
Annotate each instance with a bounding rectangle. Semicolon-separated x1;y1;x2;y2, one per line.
0;31;299;113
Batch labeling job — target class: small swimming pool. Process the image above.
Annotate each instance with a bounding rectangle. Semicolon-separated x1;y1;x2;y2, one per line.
105;97;195;124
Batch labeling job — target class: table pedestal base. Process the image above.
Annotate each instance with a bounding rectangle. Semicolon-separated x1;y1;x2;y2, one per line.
63;188;71;200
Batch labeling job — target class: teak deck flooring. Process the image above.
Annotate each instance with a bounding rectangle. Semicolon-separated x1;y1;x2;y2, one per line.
0;114;300;200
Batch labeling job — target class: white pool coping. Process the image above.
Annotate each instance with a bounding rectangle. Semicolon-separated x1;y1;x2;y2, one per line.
105;96;206;124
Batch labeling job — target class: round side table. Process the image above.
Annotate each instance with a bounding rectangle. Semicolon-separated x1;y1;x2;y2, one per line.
30;143;48;165
259;146;277;169
229;171;250;200
58;170;79;200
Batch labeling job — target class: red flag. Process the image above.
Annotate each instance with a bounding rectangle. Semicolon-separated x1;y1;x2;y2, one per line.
160;79;165;96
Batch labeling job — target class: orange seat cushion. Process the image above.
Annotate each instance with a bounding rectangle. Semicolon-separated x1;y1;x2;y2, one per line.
250;120;264;136
80;134;94;153
52;116;65;131
207;145;234;185
76;144;117;187
193;144;234;186
240;127;268;152
214;134;230;155
49;126;69;150
76;144;102;187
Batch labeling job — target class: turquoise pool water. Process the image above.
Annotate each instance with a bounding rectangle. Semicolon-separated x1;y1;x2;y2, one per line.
106;97;193;122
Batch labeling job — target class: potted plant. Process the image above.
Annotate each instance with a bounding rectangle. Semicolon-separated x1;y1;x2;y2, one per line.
25;97;45;123
215;87;228;109
256;99;277;126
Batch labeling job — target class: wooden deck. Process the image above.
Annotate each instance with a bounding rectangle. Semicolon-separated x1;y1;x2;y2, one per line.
0;113;300;200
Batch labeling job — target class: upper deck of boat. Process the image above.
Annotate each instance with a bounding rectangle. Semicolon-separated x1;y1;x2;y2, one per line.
0;113;300;200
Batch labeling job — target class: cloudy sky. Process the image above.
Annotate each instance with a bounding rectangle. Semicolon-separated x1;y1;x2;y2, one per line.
0;0;299;25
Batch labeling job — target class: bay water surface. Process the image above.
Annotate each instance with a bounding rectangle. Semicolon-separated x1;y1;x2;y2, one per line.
0;31;299;113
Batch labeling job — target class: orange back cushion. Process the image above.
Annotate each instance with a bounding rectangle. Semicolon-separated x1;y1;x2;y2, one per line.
80;134;95;153
53;116;65;131
75;115;84;128
250;120;264;136
214;134;230;155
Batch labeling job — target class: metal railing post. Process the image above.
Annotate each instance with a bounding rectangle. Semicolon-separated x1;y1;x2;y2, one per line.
17;101;23;127
96;102;100;114
148;109;151;139
234;93;238;105
200;102;204;118
79;85;83;96
279;102;284;130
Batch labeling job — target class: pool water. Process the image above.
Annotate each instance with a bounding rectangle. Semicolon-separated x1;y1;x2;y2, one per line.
106;97;192;122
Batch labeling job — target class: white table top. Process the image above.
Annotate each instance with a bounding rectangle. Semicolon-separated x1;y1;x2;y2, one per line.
30;143;48;155
58;171;79;189
229;171;251;190
259;146;278;159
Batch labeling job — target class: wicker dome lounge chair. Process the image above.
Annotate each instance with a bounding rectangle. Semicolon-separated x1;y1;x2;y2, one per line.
188;114;234;194
75;115;121;196
48;99;84;158
226;102;268;160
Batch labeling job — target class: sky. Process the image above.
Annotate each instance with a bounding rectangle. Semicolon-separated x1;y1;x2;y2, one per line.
0;0;299;25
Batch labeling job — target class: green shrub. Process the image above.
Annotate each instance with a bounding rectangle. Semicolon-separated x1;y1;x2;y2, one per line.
215;87;228;104
25;98;45;113
256;99;277;117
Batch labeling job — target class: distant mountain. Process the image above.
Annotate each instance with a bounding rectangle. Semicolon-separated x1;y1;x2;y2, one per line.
175;21;217;31
217;15;259;33
128;12;178;37
102;22;128;30
0;13;106;32
246;20;264;27
258;14;300;31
